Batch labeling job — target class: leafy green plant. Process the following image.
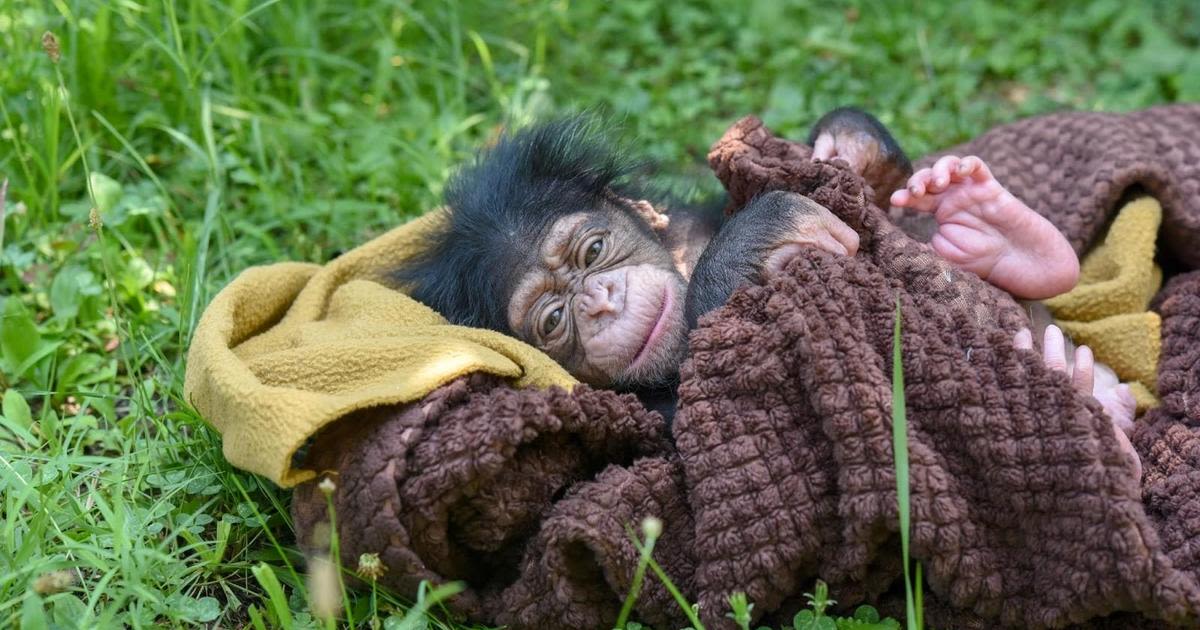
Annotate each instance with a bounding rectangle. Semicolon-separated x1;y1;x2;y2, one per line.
792;581;899;630
726;591;755;630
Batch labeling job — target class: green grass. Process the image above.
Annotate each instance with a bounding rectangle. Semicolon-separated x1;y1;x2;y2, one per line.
1;0;1196;627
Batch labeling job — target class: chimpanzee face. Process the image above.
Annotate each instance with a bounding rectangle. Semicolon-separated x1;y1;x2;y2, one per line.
506;205;689;387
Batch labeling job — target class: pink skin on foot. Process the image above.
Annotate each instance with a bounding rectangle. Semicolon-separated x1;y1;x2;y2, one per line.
890;155;1080;300
1015;325;1141;479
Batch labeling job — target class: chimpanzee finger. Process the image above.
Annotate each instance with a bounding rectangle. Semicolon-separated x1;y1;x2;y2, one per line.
929;156;960;193
1113;427;1142;479
891;179;941;214
824;216;860;256
1042;325;1068;373
957;156;992;183
1013;328;1033;350
816;232;849;256
1072;344;1094;395
906;169;930;197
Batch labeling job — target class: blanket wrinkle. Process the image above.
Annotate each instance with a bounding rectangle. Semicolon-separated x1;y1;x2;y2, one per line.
278;105;1200;629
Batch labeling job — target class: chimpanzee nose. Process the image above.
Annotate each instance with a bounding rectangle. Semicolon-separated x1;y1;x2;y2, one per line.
580;273;623;318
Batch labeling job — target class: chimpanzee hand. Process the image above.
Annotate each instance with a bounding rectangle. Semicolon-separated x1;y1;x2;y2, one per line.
684;190;859;327
761;193;860;275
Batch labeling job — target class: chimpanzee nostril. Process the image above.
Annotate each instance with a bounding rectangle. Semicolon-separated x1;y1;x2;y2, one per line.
580;276;620;318
582;294;617;317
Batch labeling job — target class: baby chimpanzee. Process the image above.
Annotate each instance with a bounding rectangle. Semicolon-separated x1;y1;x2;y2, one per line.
394;110;1139;477
393;113;873;409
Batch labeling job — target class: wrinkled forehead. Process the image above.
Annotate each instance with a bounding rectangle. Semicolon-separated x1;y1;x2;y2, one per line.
497;211;587;283
517;203;634;270
538;212;589;265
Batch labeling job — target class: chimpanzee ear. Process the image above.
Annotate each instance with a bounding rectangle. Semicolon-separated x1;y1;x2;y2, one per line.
615;195;670;234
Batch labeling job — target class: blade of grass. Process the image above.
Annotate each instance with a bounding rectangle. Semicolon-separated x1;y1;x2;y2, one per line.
391;581;464;630
915;560;924;630
642;552;703;630
320;483;354;629
0;179;6;254
614;518;658;629
627;520;703;630
250;562;295;630
892;296;921;630
184;89;224;340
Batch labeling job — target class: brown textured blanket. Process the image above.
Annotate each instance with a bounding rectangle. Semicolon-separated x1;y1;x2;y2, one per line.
292;104;1200;629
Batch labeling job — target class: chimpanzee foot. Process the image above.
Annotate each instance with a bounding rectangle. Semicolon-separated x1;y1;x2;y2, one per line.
807;107;913;210
890;155;1079;300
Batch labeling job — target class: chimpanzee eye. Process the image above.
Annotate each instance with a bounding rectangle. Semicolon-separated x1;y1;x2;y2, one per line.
583;239;604;266
541;306;563;337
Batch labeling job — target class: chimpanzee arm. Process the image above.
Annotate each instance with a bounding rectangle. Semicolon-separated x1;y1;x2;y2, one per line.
683;190;857;328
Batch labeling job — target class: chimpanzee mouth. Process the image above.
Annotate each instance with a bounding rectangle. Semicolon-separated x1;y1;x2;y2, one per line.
629;285;673;371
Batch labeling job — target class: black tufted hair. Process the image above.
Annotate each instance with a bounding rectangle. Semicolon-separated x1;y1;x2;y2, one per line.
392;116;642;334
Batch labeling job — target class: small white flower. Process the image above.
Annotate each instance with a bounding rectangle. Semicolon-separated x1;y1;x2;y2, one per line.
641;516;663;540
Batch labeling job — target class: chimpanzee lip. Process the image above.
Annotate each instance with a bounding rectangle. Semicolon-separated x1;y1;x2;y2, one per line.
629;284;672;370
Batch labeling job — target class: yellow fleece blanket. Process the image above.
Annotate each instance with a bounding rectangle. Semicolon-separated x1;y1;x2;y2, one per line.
1044;197;1163;409
183;212;576;487
185;200;1163;487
